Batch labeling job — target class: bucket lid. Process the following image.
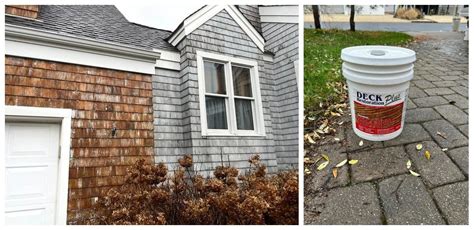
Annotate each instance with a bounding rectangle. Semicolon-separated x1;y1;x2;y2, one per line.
341;46;416;66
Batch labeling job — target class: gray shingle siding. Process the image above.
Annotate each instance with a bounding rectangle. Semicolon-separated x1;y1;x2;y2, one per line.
153;9;279;176
262;22;299;170
237;5;262;34
153;7;298;174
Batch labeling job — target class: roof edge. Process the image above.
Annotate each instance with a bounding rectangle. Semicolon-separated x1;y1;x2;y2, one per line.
5;24;161;62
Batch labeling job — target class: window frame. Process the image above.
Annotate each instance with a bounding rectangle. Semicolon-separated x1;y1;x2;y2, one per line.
197;50;266;137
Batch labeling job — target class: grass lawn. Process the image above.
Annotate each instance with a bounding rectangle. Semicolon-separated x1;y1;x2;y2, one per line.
304;29;412;114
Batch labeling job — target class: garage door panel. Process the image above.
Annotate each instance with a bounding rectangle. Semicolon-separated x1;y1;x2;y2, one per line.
6;165;58;205
5;122;61;225
5;203;56;225
6;123;59;159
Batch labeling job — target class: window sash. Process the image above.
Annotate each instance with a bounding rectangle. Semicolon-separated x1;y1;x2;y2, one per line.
197;51;265;137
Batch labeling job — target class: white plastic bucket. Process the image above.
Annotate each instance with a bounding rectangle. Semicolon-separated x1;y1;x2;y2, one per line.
341;46;416;141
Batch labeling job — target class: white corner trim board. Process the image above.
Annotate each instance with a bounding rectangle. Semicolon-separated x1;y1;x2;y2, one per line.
153;48;180;70
5;106;72;225
168;5;265;52
5;24;160;75
259;5;299;23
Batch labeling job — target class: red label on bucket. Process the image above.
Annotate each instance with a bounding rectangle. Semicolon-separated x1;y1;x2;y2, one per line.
354;101;403;135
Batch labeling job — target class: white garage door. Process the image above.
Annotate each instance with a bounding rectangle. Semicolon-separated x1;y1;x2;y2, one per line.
5;122;61;225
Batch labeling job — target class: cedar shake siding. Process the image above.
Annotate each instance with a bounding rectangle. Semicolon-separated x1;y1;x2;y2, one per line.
153;9;278;175
5;5;40;19
5;56;155;221
262;22;299;170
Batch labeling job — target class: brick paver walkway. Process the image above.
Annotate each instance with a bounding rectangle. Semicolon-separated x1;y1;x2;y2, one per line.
304;32;468;225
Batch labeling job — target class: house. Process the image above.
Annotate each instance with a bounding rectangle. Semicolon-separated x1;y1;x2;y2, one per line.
4;5;299;224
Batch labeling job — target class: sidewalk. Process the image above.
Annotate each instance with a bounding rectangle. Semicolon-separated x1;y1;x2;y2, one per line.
304;32;468;225
304;14;468;23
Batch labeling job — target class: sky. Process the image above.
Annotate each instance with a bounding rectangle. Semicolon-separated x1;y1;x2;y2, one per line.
116;4;204;31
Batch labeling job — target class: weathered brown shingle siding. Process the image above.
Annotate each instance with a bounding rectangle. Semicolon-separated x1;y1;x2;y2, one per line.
5;5;40;19
5;56;155;222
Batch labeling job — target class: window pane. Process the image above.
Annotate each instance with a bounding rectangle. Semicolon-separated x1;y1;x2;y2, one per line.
206;96;228;129
232;66;252;97
204;61;226;94
235;99;254;130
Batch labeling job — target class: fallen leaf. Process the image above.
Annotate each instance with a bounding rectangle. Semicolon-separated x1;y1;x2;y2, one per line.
416;144;423;151
359;140;364;146
304;157;314;164
330;111;341;117
441;148;448;152
332;168;338;178
406;160;411;169
336;159;348;168
317;161;329;171
322;154;330;162
313;156;323;164
323;126;330;133
348;159;359;165
304;168;311;175
424;150;431;160
313;132;321;139
409;170;420;177
436;131;447;139
338;121;344;125
334;137;341;142
306;134;316;144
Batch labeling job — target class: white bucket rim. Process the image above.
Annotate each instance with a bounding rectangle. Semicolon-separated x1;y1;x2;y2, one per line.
341;45;416;66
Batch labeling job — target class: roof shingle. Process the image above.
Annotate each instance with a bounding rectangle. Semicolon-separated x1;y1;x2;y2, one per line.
6;5;177;51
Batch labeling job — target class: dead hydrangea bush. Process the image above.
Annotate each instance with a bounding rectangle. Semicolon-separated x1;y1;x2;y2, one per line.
79;155;298;225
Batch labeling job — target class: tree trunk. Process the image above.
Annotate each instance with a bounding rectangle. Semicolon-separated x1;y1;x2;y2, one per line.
312;5;321;29
349;5;355;31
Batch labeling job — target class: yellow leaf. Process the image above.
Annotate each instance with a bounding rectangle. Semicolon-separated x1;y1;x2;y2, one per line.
406;160;411;169
332;168;338;178
424;150;431;160
330;111;341;117
322;154;330;161
348;159;359;165
317;161;329;171
304;168;311;174
305;134;316;144
416;144;423;151
304;157;314;164
336;159;348;168
359;140;364;146
409;170;420;177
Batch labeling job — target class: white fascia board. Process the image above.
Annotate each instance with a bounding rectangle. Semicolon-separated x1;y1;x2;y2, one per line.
259;5;299;23
153;48;180;70
168;5;265;52
5;24;161;75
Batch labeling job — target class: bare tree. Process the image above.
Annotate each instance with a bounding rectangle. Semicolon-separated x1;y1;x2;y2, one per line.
312;5;321;29
349;5;355;31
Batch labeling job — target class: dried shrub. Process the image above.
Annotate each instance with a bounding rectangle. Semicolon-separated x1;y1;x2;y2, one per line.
78;154;298;225
395;8;423;20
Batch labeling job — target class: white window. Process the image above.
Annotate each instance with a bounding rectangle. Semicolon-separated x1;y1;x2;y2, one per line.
197;51;266;136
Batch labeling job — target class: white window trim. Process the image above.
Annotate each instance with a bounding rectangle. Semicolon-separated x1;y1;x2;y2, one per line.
196;51;266;137
5;105;72;225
